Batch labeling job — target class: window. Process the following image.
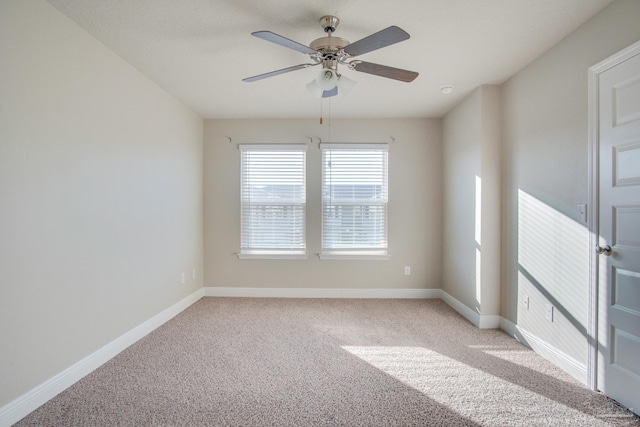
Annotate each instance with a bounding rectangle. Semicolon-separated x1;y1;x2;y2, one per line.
320;144;389;259
239;145;307;259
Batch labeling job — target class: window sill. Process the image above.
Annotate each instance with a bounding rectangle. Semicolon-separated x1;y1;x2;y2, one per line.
318;252;389;261
237;251;308;260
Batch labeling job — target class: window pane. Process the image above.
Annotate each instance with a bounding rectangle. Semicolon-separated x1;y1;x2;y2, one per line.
240;146;306;251
321;146;388;251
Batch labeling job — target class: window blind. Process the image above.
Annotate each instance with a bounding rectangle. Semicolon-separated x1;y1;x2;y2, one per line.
240;145;306;254
321;144;388;253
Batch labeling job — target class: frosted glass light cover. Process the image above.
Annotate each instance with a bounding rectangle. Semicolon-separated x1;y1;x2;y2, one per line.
316;69;337;91
337;74;356;96
306;80;323;98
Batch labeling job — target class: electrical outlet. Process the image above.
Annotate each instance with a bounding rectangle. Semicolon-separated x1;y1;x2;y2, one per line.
545;304;554;322
192;268;196;279
522;295;530;310
577;204;587;223
181;272;186;285
404;266;411;276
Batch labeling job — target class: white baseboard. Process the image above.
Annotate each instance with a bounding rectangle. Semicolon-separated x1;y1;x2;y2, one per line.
439;290;501;329
478;315;502;329
0;289;204;427
499;318;587;384
500;317;519;338
441;296;586;383
516;325;587;383
204;286;441;299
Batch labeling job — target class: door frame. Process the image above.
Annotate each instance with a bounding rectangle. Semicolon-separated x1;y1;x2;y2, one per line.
587;39;640;391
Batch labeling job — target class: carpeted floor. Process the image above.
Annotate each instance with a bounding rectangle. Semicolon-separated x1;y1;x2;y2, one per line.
16;298;640;426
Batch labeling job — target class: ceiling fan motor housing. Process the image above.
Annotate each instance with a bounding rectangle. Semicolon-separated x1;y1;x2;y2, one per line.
310;36;350;55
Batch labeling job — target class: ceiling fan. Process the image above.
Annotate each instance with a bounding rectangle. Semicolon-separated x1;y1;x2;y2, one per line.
243;16;419;98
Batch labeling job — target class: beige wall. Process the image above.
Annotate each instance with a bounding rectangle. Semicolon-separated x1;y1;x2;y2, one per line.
442;90;482;308
0;1;203;406
501;0;640;368
442;86;501;317
204;118;442;290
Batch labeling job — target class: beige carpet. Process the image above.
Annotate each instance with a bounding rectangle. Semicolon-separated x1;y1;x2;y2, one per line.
17;298;639;426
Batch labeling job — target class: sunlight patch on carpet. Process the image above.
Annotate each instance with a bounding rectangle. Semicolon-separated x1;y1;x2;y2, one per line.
342;345;613;426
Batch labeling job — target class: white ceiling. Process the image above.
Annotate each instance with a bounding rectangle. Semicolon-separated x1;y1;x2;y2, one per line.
47;0;613;119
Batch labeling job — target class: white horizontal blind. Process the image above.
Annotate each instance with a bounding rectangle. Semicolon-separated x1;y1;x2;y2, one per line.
240;145;306;253
321;144;388;252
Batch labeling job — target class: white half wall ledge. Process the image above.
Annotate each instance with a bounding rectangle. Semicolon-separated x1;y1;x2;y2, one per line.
203;286;441;299
0;289;204;427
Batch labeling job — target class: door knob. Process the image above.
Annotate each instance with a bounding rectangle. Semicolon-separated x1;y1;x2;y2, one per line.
596;245;612;256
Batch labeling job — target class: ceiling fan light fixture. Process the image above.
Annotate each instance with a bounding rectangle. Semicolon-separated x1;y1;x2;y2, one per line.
306;79;323;98
316;68;338;91
308;72;356;98
337;74;356;96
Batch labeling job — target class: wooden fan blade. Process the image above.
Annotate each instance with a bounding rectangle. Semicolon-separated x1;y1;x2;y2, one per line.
343;26;410;57
243;64;310;82
252;31;317;55
352;61;418;82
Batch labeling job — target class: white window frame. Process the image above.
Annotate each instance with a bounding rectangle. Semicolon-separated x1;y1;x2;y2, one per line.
238;144;307;259
319;143;389;260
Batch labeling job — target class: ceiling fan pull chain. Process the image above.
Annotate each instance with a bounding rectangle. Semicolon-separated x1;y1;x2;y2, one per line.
328;98;332;142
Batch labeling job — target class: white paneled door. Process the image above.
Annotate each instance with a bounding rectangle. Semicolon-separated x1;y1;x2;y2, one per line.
596;46;640;415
